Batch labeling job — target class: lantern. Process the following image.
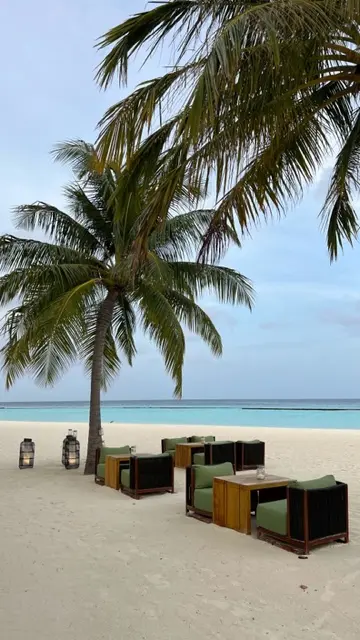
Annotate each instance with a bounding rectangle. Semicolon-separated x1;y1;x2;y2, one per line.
19;438;35;469
64;435;80;470
62;429;73;466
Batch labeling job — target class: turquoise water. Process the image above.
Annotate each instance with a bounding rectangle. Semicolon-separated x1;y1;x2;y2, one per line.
0;400;360;429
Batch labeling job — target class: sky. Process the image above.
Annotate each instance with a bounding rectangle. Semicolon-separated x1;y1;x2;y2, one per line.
1;0;360;401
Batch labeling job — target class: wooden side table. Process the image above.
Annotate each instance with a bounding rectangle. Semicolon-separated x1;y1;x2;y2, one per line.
175;443;204;469
213;474;290;535
105;455;131;490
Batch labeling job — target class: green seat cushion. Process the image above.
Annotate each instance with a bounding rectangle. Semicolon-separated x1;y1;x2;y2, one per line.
207;440;233;445
194;462;234;489
190;435;215;443
163;437;188;452
96;463;105;479
194;488;213;514
135;453;170;459
193;452;205;465
121;469;130;488
256;500;287;536
238;439;262;444
290;474;336;490
99;446;130;464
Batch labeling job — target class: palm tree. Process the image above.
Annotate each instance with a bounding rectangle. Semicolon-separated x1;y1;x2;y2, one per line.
96;0;360;261
0;140;253;474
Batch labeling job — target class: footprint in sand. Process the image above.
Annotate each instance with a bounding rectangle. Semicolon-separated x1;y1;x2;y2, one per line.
144;573;170;589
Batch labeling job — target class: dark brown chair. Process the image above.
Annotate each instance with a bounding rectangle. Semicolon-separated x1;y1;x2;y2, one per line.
236;440;265;471
257;480;349;555
120;454;174;499
204;441;236;470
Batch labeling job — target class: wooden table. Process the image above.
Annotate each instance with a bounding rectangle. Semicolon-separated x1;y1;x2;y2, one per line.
175;442;204;469
105;455;131;490
213;474;290;535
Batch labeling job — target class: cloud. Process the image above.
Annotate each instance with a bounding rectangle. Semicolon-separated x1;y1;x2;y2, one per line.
257;281;360;302
319;308;360;334
259;321;289;331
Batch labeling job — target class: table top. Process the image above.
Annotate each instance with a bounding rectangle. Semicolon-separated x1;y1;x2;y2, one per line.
105;454;131;461
175;442;205;448
214;474;291;489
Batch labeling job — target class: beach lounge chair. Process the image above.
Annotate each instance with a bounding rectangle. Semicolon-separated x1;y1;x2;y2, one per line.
94;445;131;485
120;454;174;499
236;440;265;471
204;441;236;470
186;462;235;519
256;475;349;554
161;436;189;460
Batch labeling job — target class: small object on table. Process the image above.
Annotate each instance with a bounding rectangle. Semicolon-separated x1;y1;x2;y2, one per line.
213;474;290;535
105;454;131;490
130;445;136;455
19;438;35;469
175;442;204;469
256;465;266;480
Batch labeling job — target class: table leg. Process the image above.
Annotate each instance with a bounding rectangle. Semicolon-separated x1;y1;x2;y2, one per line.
105;457;111;487
238;488;251;534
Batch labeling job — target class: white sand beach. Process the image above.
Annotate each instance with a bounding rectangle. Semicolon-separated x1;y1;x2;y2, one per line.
0;421;359;640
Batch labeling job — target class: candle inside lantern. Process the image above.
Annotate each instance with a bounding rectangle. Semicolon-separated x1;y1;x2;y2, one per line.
22;453;31;465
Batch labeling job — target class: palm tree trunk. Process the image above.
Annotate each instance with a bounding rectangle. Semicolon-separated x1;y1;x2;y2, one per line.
84;289;118;475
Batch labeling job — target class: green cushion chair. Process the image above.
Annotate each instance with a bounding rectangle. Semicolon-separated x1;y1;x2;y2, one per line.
120;453;174;499
161;436;188;459
204;441;236;468
236;440;265;471
256;475;349;555
193;452;205;465
95;445;131;484
186;461;235;518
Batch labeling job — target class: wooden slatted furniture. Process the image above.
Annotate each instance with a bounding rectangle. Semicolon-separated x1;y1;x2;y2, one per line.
213;474;290;535
105;455;131;490
175;442;204;469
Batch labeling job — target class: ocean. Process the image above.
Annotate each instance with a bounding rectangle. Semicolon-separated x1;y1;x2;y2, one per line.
0;399;360;429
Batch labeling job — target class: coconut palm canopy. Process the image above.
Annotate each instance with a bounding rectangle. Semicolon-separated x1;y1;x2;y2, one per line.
96;0;360;261
0;140;253;472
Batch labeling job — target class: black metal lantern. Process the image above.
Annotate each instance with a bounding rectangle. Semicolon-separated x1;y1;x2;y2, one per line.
64;435;80;470
19;438;35;469
62;429;73;465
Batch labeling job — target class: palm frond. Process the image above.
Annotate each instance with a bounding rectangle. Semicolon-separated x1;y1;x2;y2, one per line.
138;284;185;397
320;111;360;259
164;289;222;356
112;295;137;365
13;202;104;256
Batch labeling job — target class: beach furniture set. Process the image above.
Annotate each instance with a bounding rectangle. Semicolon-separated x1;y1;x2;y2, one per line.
95;445;174;498
95;437;349;555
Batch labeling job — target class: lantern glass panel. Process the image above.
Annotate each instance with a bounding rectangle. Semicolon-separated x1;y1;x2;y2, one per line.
64;437;80;469
19;438;35;469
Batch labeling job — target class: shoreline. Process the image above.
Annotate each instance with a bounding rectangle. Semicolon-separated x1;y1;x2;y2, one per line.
2;420;360;437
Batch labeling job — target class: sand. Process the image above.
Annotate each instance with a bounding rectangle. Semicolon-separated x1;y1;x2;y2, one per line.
0;421;359;640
